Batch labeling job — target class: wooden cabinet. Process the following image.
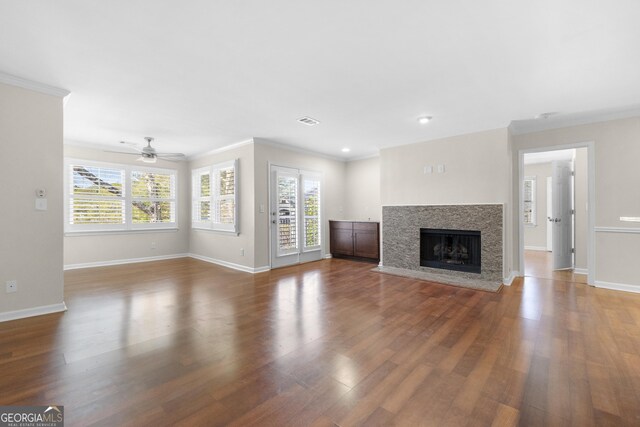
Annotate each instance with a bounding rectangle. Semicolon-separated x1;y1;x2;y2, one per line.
330;221;354;256
329;220;379;262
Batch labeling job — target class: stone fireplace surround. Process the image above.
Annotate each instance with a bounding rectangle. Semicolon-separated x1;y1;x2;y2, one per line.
379;204;504;290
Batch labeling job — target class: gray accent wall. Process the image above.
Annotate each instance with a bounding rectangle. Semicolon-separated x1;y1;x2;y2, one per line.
382;204;504;282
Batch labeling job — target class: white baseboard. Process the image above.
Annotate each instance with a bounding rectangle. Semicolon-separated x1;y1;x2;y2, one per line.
323;254;333;259
188;253;270;274
0;302;67;323
574;268;588;275
64;253;189;270
524;246;549;251
503;271;520;286
595;280;640;294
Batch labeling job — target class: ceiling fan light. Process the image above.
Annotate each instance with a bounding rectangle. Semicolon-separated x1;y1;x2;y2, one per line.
138;155;157;163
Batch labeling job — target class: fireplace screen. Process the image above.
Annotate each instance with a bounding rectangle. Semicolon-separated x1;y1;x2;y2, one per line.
420;228;481;274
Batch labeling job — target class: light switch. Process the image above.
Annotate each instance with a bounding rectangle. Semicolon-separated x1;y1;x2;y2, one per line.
259;204;265;213
35;198;47;211
424;165;433;174
437;164;445;173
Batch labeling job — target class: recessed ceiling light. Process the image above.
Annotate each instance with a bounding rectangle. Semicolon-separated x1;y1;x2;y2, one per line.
297;116;320;126
418;116;432;124
341;148;351;153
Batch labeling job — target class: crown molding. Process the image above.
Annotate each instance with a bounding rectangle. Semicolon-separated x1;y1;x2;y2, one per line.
188;138;255;160
253;138;346;162
509;106;640;135
346;152;380;162
0;71;70;98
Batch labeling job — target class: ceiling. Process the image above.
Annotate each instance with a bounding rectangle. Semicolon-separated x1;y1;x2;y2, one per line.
1;1;640;159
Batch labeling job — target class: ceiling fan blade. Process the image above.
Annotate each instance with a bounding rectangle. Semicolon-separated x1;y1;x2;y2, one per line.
103;150;142;155
156;153;186;158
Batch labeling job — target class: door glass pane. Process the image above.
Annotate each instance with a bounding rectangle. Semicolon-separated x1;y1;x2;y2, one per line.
303;179;320;248
278;175;298;252
304;218;319;247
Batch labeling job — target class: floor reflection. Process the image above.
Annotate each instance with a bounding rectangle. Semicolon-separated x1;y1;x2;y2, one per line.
272;271;325;355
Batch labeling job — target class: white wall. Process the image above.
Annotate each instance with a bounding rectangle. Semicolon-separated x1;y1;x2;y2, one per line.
188;141;256;269
513;116;640;287
380;128;513;279
380;128;511;206
344;156;381;221
0;83;65;316
523;162;552;249
63;145;190;267
253;140;347;268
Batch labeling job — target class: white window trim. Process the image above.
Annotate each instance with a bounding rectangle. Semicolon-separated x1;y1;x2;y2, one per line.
64;158;178;233
524;175;537;227
191;159;239;234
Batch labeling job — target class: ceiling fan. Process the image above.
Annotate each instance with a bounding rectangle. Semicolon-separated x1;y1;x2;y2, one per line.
106;137;186;163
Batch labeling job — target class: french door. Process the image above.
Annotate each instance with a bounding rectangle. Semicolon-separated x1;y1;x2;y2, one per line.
270;165;322;268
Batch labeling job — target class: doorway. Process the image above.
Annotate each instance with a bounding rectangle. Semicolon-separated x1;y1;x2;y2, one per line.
269;165;323;269
519;145;593;283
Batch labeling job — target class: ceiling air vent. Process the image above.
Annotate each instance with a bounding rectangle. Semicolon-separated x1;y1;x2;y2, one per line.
297;116;320;126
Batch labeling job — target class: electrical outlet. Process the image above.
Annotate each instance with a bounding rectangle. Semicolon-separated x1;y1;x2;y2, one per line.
240;248;245;256
6;280;17;293
150;241;157;250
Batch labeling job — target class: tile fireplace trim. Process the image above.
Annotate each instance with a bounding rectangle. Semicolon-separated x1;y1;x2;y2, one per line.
382;204;503;282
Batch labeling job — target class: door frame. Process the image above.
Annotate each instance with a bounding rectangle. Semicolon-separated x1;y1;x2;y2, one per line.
267;162;325;269
546;176;553;252
517;141;595;285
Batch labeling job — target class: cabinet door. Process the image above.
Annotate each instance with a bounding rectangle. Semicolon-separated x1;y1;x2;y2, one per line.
330;222;354;256
353;223;379;259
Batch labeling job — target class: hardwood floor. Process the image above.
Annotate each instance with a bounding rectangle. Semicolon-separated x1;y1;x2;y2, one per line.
524;249;588;284
2;257;640;426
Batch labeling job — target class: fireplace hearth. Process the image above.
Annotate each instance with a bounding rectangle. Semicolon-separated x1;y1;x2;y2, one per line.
420;228;481;274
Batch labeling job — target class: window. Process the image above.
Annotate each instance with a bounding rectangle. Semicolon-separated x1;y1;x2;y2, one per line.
192;159;238;232
302;175;320;249
523;176;536;226
65;160;177;232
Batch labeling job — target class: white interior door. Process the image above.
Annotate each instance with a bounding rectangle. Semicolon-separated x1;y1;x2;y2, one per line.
270;165;322;268
551;160;573;269
546;176;553;252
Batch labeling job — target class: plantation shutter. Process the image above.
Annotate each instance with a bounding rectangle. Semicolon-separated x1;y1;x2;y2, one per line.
302;172;321;250
68;164;126;229
191;159;238;233
523;176;536;226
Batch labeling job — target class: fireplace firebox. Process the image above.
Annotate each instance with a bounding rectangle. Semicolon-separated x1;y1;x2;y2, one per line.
420;228;481;274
